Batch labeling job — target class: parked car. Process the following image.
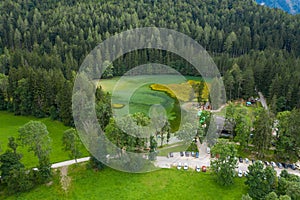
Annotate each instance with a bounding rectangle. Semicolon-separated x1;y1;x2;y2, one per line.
277;162;283;169
183;163;188;170
252;159;255;164
195;165;201;172
169;152;174;158
264;161;270;166
289;164;296;170
191;152;195;157
245;158;249;164
282;163;288;169
202;166;207;172
195;152;199;158
206;147;210;154
295;163;300;170
244;171;248;177
185;151;190;157
238;170;243;177
271;161;276;168
180;151;184;157
177;162;182;170
239;157;243;163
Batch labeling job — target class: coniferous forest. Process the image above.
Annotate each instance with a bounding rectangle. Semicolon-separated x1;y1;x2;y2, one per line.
0;0;300;126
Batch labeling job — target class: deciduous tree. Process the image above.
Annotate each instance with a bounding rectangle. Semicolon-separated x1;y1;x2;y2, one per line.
210;139;238;186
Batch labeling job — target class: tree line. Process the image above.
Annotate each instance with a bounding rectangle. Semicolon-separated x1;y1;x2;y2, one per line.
0;0;299;123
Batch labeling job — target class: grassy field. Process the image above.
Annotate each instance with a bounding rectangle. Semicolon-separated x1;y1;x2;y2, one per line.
0;111;89;167
99;75;203;131
5;164;248;200
98;75;203;116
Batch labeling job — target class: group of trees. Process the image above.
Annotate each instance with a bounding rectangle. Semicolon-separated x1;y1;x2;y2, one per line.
0;0;299;124
223;50;300;110
0;64;74;126
224;102;300;162
105;111;169;154
210;139;299;200
0;121;52;193
244;163;300;200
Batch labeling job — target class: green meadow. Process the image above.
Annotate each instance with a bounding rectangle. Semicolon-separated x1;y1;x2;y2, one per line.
5;164;247;200
0;111;89;167
99;75;202;129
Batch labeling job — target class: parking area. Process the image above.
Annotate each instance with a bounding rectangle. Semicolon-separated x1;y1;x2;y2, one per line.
154;152;300;177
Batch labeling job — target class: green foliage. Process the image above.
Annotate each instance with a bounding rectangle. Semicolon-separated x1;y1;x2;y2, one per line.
253;108;273;158
18;121;52;181
277;170;300;200
62;128;82;162
241;193;253;200
0;138;24;181
88;156;105;171
210;139;238;186
5;167;248;199
279;195;291;200
285;182;300;200
275;109;300;162
176;123;197;145
265;192;278;200
0;0;299;123
224;103;252;149
6;168;35;194
149;135;157;161
0;111;86;167
101;61;114;79
245;162;277;199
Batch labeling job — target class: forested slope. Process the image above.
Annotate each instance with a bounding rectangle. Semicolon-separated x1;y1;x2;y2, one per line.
0;0;299;125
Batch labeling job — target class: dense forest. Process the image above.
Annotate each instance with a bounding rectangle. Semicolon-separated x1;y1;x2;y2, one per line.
0;0;300;126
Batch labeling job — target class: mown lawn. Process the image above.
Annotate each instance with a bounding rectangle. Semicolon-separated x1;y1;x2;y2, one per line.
98;75;203;115
6;164;248;200
99;75;203;131
0;111;89;167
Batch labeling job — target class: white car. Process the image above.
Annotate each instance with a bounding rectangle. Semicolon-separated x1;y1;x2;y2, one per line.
271;161;276;168
195;165;201;172
206;147;211;154
238;170;243;177
177;162;182;170
184;163;188;170
245;158;249;164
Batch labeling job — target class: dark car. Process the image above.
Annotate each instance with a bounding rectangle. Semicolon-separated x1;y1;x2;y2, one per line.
288;164;296;170
277;162;283;169
252;159;255;164
185;151;190;157
180;151;184;157
282;163;288;168
239;157;243;163
195;152;199;158
169;152;174;158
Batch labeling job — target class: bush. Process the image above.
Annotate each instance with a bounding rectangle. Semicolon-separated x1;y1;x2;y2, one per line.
6;168;34;194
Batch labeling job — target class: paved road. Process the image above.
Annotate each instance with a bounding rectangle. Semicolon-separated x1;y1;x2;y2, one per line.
50;157;90;168
47;154;300;178
154;152;211;169
258;92;268;110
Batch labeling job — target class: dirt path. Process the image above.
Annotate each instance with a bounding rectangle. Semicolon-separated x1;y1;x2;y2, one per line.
60;166;71;192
